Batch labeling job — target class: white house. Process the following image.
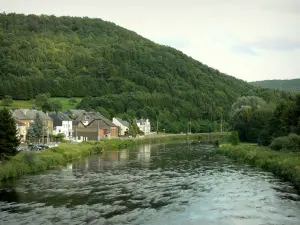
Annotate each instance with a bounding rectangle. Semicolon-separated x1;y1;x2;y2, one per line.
112;117;129;136
136;119;151;135
49;112;72;139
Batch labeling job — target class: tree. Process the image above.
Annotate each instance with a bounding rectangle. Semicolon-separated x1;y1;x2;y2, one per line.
32;113;44;139
230;131;240;146
35;93;49;106
2;95;13;106
41;100;62;113
0;108;20;159
96;107;110;119
27;123;36;139
230;96;272;142
50;101;62;113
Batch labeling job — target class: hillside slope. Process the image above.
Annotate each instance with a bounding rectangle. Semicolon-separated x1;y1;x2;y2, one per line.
0;13;284;132
250;79;300;92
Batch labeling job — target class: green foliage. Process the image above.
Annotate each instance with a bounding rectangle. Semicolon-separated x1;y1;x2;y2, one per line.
28;113;44;139
0;108;20;159
35;93;50;106
0;13;285;133
230;96;273;142
96;107;110;119
1;95;13;106
250;79;300;93
270;134;300;152
230;131;240;145
41;100;62;113
22;151;36;164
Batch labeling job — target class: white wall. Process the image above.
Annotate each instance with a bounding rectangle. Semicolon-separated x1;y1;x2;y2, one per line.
54;121;72;139
112;118;129;136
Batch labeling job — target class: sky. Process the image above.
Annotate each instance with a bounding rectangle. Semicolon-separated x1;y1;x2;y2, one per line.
1;0;300;82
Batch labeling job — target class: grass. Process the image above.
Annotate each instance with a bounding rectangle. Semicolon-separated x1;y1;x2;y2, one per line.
217;143;300;189
0;133;229;182
0;97;82;111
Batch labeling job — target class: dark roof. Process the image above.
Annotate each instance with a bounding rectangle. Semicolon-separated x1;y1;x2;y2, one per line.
75;111;117;127
66;109;86;119
49;112;71;127
89;112;117;127
49;112;71;121
115;118;129;127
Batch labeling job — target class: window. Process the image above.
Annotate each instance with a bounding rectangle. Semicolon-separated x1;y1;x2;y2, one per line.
85;116;90;120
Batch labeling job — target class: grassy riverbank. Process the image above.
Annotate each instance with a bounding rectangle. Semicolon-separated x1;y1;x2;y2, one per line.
217;143;300;189
0;133;228;182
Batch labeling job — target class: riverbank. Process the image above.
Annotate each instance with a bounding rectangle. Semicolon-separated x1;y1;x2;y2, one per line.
0;133;228;181
217;143;300;189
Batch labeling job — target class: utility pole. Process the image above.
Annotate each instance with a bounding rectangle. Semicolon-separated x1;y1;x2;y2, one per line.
97;120;100;142
189;119;192;134
47;127;49;144
156;120;159;134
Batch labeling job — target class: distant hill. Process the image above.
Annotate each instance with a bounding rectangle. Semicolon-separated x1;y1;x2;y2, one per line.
250;79;300;92
0;13;286;132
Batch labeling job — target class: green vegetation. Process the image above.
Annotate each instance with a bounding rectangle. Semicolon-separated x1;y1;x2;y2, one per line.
0;13;285;133
217;144;300;189
0;133;228;181
250;79;300;93
229;131;240;145
269;134;300;152
0;108;20;160
229;94;300;144
0;97;82;111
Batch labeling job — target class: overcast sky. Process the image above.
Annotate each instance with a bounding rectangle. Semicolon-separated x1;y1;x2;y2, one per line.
1;0;300;81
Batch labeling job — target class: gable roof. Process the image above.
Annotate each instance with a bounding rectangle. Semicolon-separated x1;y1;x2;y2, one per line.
12;109;52;121
49;112;71;121
75;111;117;127
66;109;86;119
115;118;129;127
49;112;71;127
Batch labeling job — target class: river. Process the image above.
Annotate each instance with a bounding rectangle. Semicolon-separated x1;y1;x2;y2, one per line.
1;142;300;225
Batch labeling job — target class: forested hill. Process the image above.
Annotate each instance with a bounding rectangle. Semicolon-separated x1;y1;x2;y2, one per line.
250;79;300;92
0;13;285;132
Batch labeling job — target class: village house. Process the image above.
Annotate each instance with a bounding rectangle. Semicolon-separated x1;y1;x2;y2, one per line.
49;112;72;139
136;118;151;135
15;120;27;142
112;117;129;136
65;109;87;120
72;110;118;141
11;109;53;135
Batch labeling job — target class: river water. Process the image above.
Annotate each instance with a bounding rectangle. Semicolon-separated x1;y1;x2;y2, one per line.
1;142;300;225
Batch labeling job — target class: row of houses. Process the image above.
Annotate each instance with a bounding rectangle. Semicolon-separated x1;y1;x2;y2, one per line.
11;109;151;142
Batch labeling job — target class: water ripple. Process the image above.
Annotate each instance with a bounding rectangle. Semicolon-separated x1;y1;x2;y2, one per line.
1;142;300;225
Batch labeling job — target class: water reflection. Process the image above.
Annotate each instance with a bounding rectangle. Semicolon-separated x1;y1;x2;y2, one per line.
1;142;300;225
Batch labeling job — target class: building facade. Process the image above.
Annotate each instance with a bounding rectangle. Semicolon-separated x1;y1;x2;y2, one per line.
136;119;151;135
112;118;129;136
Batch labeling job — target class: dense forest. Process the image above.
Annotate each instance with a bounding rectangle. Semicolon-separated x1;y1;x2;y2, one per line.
0;13;287;132
250;79;300;93
230;93;300;151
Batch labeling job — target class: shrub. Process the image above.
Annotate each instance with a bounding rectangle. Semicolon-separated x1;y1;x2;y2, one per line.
23;151;36;164
230;131;240;146
270;133;300;152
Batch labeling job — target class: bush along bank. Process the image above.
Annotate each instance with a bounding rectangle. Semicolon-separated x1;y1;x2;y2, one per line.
0;133;229;182
217;143;300;189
